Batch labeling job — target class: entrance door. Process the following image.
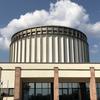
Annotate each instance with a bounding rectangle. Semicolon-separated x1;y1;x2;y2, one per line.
59;83;90;100
22;82;53;100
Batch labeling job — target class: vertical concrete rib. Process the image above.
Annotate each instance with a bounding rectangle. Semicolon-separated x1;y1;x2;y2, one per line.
35;29;37;62
14;42;15;62
20;37;22;62
16;40;18;62
24;37;26;62
29;30;32;63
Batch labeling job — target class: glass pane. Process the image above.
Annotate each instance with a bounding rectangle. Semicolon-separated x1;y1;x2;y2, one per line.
97;83;100;88
23;83;30;90
63;83;68;88
86;83;89;88
29;95;35;100
48;83;51;88
36;89;42;96
1;88;8;96
98;83;100;88
23;90;29;100
59;89;62;95
29;89;34;96
36;83;41;88
9;88;14;96
98;89;100;99
73;83;78;88
42;83;48;88
97;88;100;100
69;89;72;95
73;88;78;94
23;83;29;88
59;83;62;88
29;83;34;88
42;89;48;95
68;83;72;88
48;88;51;94
63;89;68;95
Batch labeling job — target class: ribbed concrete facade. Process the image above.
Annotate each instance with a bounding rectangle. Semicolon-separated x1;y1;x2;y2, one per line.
10;26;89;63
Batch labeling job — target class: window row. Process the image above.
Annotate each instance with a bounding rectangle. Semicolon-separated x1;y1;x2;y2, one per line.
1;88;14;96
12;27;87;42
23;83;51;89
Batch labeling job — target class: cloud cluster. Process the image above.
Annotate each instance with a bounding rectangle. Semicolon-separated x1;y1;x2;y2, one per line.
0;0;100;50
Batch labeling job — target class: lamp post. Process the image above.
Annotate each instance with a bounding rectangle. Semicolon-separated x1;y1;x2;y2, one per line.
0;81;3;100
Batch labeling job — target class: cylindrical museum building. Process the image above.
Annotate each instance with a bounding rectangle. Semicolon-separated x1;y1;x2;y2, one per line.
10;26;89;63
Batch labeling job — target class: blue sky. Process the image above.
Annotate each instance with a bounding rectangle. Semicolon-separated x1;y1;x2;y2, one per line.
0;0;100;62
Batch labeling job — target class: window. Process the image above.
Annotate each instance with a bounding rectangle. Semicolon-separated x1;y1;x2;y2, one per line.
1;88;14;96
9;88;14;96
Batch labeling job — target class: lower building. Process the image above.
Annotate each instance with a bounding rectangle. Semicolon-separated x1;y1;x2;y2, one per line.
0;63;99;100
0;26;99;100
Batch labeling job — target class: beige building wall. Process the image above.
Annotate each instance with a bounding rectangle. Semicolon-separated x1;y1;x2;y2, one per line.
0;63;100;81
3;97;14;100
1;71;15;88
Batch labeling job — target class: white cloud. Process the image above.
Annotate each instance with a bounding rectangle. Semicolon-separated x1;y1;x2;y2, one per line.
0;37;9;49
0;0;100;50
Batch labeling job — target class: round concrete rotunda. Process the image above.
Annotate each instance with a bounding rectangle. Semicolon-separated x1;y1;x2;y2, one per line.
10;26;89;63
